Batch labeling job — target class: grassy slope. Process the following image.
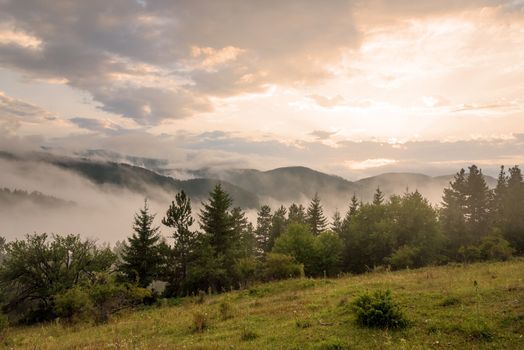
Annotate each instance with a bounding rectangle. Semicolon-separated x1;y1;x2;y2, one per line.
5;260;524;350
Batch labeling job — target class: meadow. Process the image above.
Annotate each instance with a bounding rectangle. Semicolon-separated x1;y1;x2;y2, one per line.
4;259;524;349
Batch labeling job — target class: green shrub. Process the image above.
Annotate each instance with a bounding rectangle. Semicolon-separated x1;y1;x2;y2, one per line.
263;253;304;280
389;245;420;270
53;286;94;324
317;338;347;350
479;231;514;261
439;296;461;307
352;289;408;329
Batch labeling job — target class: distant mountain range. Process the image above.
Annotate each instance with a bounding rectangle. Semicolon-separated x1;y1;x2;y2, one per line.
0;151;497;210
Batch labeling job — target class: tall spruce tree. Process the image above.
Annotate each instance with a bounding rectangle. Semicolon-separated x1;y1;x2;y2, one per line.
162;190;196;294
465;165;492;239
306;193;328;235
440;168;468;251
373;187;385;205
270;205;287;249
331;210;343;236
120;200;162;287
231;206;255;257
255;205;272;256
342;194;360;229
198;184;238;290
503;166;524;252
288;203;306;224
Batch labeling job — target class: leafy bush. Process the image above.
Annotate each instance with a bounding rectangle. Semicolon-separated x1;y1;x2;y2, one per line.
479;231;514;261
263;253;304;280
53;286;94;324
352;289;408;329
389;245;420;270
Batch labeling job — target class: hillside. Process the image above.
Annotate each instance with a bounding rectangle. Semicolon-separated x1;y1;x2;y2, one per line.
6;260;524;349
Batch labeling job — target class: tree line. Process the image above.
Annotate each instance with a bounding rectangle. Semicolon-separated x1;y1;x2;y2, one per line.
0;164;522;324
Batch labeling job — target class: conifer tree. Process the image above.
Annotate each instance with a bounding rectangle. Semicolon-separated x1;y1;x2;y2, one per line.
120;200;162;288
440;169;468;250
331;210;343;236
198;184;238;290
306;193;328;235
270;205;287;248
503;166;524;252
231;206;255;257
373;187;384;205
343;194;359;228
162;190;196;294
288;203;306;224
465;165;492;239
255;205;272;256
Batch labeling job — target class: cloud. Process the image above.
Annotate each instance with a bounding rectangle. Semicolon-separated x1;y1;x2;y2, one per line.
309;130;339;140
69;117;124;135
307;94;347;108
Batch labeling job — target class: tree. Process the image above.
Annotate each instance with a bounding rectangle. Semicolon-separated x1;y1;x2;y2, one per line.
198;184;239;291
373;187;384;205
331;210;343;236
231;207;255;257
162;190;197;295
502;166;524;252
273;224;317;275
0;233;115;322
343;194;360;228
288;203;306;224
313;231;343;277
120;200;163;288
465;165;491;239
306;193;327;235
440;169;468;252
270;205;287;248
255;205;272;256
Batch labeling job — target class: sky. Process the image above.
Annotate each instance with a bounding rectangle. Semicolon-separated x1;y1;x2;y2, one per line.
0;0;523;179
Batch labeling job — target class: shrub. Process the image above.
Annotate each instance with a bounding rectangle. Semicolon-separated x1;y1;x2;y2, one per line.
263;253;304;280
317;338;347;350
192;310;208;333
352;289;408;329
479;232;514;261
53;286;94;324
389;245;420;270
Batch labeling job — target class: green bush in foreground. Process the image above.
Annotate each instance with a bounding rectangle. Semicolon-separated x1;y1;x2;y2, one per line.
352;289;408;329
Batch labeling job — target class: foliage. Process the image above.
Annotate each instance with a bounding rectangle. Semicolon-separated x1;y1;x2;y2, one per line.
273;224;317;275
389;245;420;270
313;231;343;276
352;290;408;329
255;205;272;256
263;253;303;280
0;233;115;323
53;286;94;324
120;200;163;288
162;190;197;296
479;231;514;261
306;193;328;235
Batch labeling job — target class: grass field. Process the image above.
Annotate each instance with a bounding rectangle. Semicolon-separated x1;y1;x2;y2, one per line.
3;259;524;349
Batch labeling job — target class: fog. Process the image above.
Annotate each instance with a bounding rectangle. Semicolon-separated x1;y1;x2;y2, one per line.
0;157;172;244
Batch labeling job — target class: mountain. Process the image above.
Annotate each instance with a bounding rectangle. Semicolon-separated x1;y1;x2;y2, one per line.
0;152;260;209
0;151;498;211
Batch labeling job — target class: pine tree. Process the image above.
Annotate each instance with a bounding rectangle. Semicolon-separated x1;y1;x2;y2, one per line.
331;210;343;236
503;166;524;252
198;184;238;290
465;165;491;239
270;205;287;249
343;194;359;228
306;193;327;235
288;203;306;224
492;166;508;228
120;200;162;287
440;169;468;250
255;205;272;256
231;207;255;257
162;190;196;294
373;187;384;205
